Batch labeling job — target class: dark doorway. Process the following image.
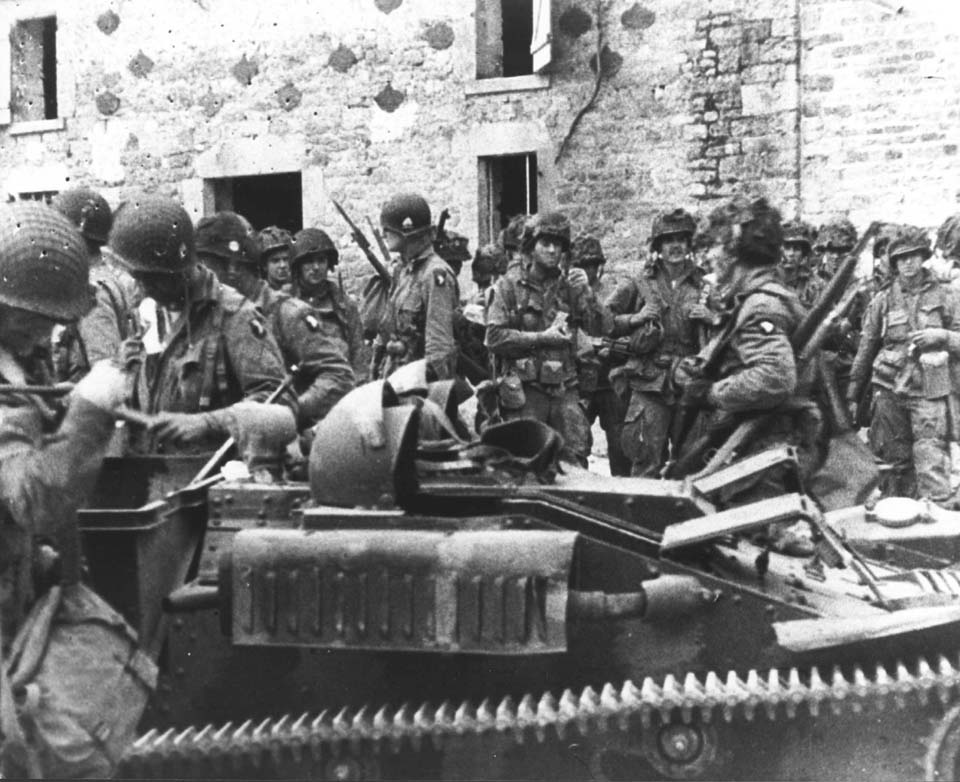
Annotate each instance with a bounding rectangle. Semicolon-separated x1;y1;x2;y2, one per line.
478;152;538;245
209;172;302;233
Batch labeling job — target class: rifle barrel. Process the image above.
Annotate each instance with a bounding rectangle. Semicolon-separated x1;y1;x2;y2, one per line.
331;199;391;284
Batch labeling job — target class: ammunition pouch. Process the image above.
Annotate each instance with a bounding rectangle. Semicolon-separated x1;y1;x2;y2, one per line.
498;372;527;411
539;359;564;386
873;347;907;387
919;350;951;399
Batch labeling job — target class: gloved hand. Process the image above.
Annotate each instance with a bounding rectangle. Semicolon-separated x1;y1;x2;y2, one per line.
148;412;217;445
566;267;590;291
680;378;713;408
910;328;949;350
71;360;127;412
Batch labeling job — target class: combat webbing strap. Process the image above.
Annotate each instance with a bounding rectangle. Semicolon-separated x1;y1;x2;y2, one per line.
198;303;228;411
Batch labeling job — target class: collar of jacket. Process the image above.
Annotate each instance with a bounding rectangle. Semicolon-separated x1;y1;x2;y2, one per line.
644;257;701;283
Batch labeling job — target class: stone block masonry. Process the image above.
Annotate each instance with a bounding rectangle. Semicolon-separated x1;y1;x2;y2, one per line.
1;0;959;290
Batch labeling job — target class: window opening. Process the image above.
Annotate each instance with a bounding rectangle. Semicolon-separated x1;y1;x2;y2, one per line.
11;16;57;122
207;172;303;233
478;153;538;245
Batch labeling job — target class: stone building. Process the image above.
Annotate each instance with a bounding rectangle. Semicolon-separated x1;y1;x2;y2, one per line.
0;0;958;286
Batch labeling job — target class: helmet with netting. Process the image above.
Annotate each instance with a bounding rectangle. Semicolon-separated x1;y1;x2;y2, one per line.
815;217;857;252
521;211;572;253
195;211;261;266
51;187;112;246
888;225;932;263
781;220;817;253
650;208;696;250
936;215;960;261
291;228;339;269
472;243;506;277
435;231;471;264
498;214;528;251
0;202;92;322
258;226;293;258
572;233;605;267
107;194;194;274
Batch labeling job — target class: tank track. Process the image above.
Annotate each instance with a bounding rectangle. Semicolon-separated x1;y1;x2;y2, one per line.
121;654;960;778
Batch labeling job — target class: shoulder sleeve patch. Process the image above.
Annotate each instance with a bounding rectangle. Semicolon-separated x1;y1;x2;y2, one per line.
250;318;267;339
434;270;447;286
304;313;320;332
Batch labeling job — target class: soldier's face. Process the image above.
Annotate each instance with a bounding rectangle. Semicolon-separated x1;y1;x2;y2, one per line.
383;227;404;252
265;250;290;286
820;248;845;275
659;235;690;265
134;271;188;308
299;256;330;287
781;242;807;269
0;306;58;356
201;254;257;295
896;251;924;281
532;236;565;272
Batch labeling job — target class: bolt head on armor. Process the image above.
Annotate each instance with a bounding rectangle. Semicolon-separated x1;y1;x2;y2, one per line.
195;211;261;266
0;202;92;322
888;225;932;262
650;208;696;250
51;187;113;246
107;194;194;275
290;228;339;268
521;211;572;253
815;217;858;252
380;193;432;237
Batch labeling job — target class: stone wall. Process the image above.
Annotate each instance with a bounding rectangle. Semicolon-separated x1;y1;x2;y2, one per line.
0;0;958;290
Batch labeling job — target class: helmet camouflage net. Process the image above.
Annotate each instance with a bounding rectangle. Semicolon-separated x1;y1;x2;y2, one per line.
51;187;112;246
435;230;471;264
472;243;506;276
290;228;339;268
781;220;817;252
650;208;696;249
498;214;528;251
0;202;92;322
816;217;858;252
195;211;261;266
936;214;960;260
108;194;194;274
571;233;605;266
521;211;572;253
888;225;932;263
258;225;293;258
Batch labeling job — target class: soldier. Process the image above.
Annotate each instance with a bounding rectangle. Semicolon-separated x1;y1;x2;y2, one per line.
435;229;471;278
0;203;132;775
485;211;610;466
108;194;295;452
816;217;858;281
779;220;822;308
675;198;821;519
847;226;960;506
369;193;458;381
571;233;631;476
196;213;355;429
258;225;293;292
607;208;713;477
498;214;528;274
289;227;367;382
50;187;142;379
471;243;504;310
934;214;960;289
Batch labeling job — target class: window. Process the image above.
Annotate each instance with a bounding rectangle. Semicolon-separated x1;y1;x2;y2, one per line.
11;16;57;122
478;153;538;245
476;0;551;79
13;189;57;204
207;172;303;232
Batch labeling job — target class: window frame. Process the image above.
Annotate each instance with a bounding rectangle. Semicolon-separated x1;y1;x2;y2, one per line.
468;0;552;94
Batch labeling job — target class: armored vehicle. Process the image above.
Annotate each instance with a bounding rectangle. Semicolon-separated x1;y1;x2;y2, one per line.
73;377;960;780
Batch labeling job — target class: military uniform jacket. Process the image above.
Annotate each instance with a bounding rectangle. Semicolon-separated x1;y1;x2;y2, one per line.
134;267;293;418
781;268;823;310
607;260;706;395
702;268;804;414
299;283;365;375
0;348;115;642
248;281;355;428
849;272;960;399
486;261;609;389
376;249;458;380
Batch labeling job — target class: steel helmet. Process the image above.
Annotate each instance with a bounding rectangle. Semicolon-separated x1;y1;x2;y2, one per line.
290;228;339;268
435;230;471;264
195;211;261;266
0;202;92;322
781;220;817;253
380;193;432;237
258;225;292;257
571;233;605;267
498;214;528;251
815;218;857;252
472;243;507;276
108;194;194;274
521;211;571;252
51;187;112;246
888;225;932;262
650;208;696;250
936;215;960;261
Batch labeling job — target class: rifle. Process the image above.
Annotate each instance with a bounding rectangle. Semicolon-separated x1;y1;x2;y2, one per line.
331;199;392;285
437;208;450;240
366;216;392;268
587;336;635;362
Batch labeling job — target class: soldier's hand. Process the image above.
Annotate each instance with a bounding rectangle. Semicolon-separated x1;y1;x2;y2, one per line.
72;360;127;412
148;412;215;445
566;267;589;291
121;333;145;370
681;378;713;407
540;323;572;347
628;303;659;328
910;328;949;350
